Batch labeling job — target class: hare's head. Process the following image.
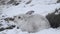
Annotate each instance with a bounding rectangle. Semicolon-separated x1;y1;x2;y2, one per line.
13;11;35;23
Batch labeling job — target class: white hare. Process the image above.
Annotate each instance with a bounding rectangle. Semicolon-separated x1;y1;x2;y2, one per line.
13;11;50;33
5;11;50;33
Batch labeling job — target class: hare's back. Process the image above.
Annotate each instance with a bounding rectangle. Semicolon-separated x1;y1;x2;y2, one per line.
30;14;48;21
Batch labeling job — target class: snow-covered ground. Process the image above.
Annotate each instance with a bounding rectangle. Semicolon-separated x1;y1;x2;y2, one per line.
0;28;60;34
0;0;60;34
3;0;60;16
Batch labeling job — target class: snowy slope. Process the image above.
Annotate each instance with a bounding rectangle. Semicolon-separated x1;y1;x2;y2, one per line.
3;0;60;17
3;3;60;16
0;0;60;34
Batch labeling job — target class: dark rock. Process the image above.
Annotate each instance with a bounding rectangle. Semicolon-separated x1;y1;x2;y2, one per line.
57;0;60;3
17;27;19;29
7;0;14;4
46;8;60;28
26;0;32;4
0;25;15;31
0;24;2;26
4;17;14;21
0;28;5;31
6;25;15;29
13;2;19;6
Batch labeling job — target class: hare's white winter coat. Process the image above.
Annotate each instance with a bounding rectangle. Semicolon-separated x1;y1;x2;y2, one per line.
13;11;50;33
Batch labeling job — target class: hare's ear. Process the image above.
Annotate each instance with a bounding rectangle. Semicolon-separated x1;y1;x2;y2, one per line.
26;11;34;15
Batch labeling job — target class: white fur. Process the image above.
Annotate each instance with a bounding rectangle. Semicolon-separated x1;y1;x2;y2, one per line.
13;11;50;33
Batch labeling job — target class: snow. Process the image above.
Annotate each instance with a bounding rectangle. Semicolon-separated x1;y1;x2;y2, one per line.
4;0;60;16
3;2;60;16
0;0;60;34
0;28;60;34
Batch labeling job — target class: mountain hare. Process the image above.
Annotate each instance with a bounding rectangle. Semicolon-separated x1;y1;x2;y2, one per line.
4;11;50;33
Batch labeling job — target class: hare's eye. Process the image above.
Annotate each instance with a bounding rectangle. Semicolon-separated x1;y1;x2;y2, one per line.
18;16;21;19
